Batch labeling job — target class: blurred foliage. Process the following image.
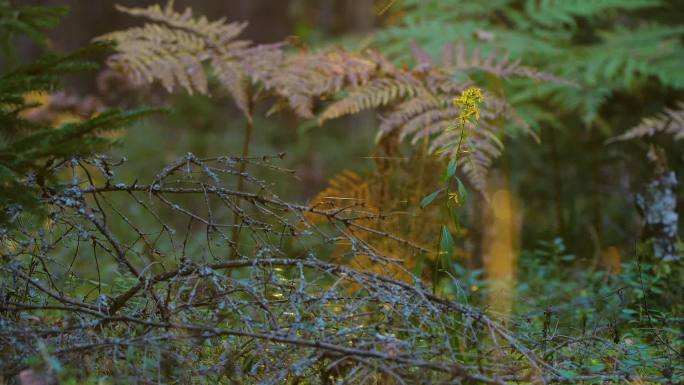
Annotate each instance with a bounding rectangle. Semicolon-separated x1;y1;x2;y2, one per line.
513;238;684;383
0;3;159;226
0;0;67;63
374;0;684;125
374;0;684;257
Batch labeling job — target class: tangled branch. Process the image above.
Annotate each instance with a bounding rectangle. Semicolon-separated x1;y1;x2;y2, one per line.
1;153;558;384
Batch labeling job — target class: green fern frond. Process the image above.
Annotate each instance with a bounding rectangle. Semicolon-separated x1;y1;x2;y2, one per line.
523;0;662;28
392;0;514;20
581;25;684;88
375;0;684;129
450;40;574;85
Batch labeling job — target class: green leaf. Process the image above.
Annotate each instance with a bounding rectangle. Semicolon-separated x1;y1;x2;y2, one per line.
420;188;444;208
447;158;458;178
47;357;63;373
412;253;426;278
439;225;454;263
559;369;577;380
456;178;468;201
589;361;605;373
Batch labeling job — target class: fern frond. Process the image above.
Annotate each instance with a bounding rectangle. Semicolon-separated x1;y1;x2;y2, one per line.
100;3;553;196
393;98;455;143
97;1;257;118
451;40;574;85
306;170;376;223
430;120;503;194
99;24;209;94
256;49;381;118
114;1;246;43
320;77;422;123
378;95;442;135
397;93;508;194
306;167;435;283
612;102;684;142
374;0;684;128
21;90;104;125
582;25;684;88
381;91;508;195
524;0;662;28
316;41;546;195
102;2;388;122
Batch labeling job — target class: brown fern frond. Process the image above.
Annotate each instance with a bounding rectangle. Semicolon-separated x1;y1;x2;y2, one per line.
115;1;247;44
100;2;556;196
98;24;209;94
376;84;512;194
612;102;684;142
307;170;375;218
255;49;382;118
313;36;562;195
409;108;502;194
306;168;435;283
22;91;104;126
97;1;257;119
409;39;434;71
430;121;503;194
210;52;250;116
320;77;422;123
213;43;285;119
102;2;385;120
378;94;442;134
316;49;523;194
306;153;476;284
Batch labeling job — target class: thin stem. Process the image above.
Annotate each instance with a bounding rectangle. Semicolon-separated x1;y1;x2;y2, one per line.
229;89;254;259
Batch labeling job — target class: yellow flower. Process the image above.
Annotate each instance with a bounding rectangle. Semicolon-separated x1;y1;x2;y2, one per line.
454;87;484;126
448;192;460;206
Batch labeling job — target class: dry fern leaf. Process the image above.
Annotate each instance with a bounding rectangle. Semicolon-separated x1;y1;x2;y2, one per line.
317;41;557;195
98;24;209;93
306;170;376;224
254;49;381;119
99;2;384;120
306;169;430;284
114;1;245;41
612;102;684;142
320;67;502;194
97;1;259;120
319;76;423;123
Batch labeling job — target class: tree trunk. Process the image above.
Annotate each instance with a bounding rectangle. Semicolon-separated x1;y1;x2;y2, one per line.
636;146;679;261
